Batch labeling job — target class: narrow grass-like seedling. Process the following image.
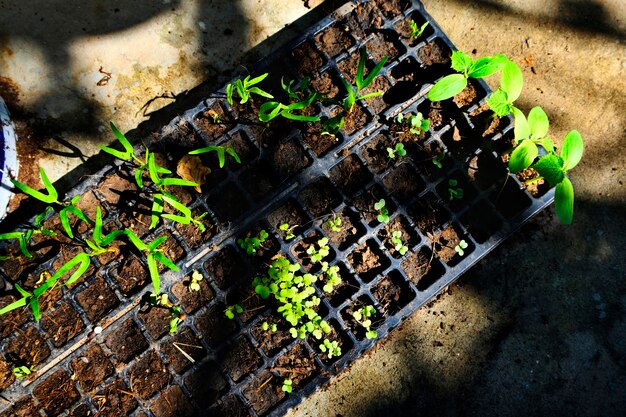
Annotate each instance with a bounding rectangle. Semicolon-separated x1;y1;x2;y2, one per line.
149;293;185;333
447;179;464;200
126;229;180;294
189;145;241;168
396;112;430;135
374;199;390;223
387;143;406;159
455;240;468;256
409;20;429;40
279;223;296;241
428;51;508;102
352;305;378;339
319;338;341;359
238;229;269;255
258;77;321;123
225;304;243;319
390;230;408;256
225;73;274;106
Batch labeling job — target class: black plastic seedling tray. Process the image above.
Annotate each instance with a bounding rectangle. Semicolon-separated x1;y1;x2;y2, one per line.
0;1;554;416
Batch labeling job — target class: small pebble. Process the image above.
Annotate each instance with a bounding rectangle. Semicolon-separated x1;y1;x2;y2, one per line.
93;326;103;334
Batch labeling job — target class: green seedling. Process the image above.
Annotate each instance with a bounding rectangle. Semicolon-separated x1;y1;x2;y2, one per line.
279;223;296;241
432;151;445;169
352;305;378;339
13;365;33;379
390;230;408;256
238;229;269;255
148;153;197;193
374;199;390;223
125;229;180;294
306;237;330;264
486;59;524;117
149;293;184;333
530;130;584;224
151;192;207;230
225;304;243;319
428;50;508;102
189;270;203;292
326;215;342;233
455;239;469;256
282;378;293;393
11;168;93;239
258;77;320;123
261;321;278;332
0;231;33;258
319;338;341;359
386;143;407;159
396;112;430;135
253;256;330;340
225;73;274;106
0;207;58;258
409;20;429;40
447;179;464;200
508;106;554;173
189;145;241;168
321;262;342;293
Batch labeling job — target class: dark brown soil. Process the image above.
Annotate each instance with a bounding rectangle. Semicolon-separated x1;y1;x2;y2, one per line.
96;170;139;207
75;276;120;322
461;200;503;243
309;70;341;99
40;302;85;347
347;239;390;282
401;246;445;290
321;208;365;251
453;79;480;108
184;361;228;409
69;344;114;392
104;318;148;363
242;369;285;415
109;254;148;296
93;378;139;417
3;326;51;368
469;103;507;138
374;0;410;18
170;274;215;314
206;182;250;223
516;165;550;197
0;295;28;337
271;139;311;179
68;404;92;417
204;245;252;290
329;154;372;196
299;177;342;218
381;162;426;202
251;320;293;357
195;303;238;348
268;199;310;241
137;304;172;340
301;120;341;156
431;224;466;265
359;132;395;173
209;395;252;417
175;208;218;250
220;336;262;382
33;370;80;417
291;41;325;76
347;2;383;38
353;184;393;226
367;31;403;63
0;358;14;390
315;24;354;58
161;327;206;373
372;270;416;316
194;101;230;140
155;230;185;272
436;172;477;212
128;350;170;400
341;295;383;341
407;192;450;234
377;215;420;258
467;152;508;190
273;342;318;387
417;39;451;66
291;229;336;272
321;262;359;307
0;397;39;417
338;104;371;136
151;385;196;417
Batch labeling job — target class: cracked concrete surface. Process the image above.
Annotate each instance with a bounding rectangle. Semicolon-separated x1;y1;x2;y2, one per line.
0;0;625;416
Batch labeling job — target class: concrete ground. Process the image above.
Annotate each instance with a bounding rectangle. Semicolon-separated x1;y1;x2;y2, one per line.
1;0;625;416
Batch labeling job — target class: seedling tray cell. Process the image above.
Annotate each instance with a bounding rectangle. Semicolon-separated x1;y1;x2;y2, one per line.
0;1;554;416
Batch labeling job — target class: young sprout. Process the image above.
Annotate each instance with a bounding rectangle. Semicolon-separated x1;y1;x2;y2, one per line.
396;112;430;135
282;378;293;393
386;143;407;159
225;73;274;106
374;199;390;223
189;145;241;169
261;321;278;332
428;51;508;102
321;262;342;293
13;365;33;380
319;338;342;359
447;179;464;200
224;304;243;319
237;230;269;255
326;215;342;233
258;77;321;123
455;239;469;256
279;223;296;241
352;305;378;339
390;230;408;256
409;20;429;40
508;106;553;173
189;270;203;292
306;237;330;264
149;293;185;333
125;229;180;294
432;151;445;169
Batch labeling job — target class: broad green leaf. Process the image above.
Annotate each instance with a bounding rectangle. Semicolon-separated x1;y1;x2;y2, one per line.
467;54;508;78
486;88;511;117
540;137;555;153
256;284;271;299
512;107;530;143
500;61;523;102
561;130;584;171
528;106;549;139
451;50;473;73
555;177;574;224
532;153;565;187
427;74;467;102
509;140;538;173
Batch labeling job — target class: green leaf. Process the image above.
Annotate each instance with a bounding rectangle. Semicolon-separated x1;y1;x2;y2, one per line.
486;88;511;117
11;167;59;204
147;255;161;294
255;284;271;299
561;130;584;171
247;73;269;86
467;54;508;78
0;293;28;316
358;48;388;90
61;253;91;287
153;252;179;272
247;87;274;100
427;74;467;102
500;60;523;102
258;102;284;122
151;194;164;229
124;228;148;251
509;140;539;173
527;106;549;139
512;107;530;143
450;50;473;73
107;122;134;158
532;153;565;187
225;82;234;106
160;178;198;187
555;177;574;224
